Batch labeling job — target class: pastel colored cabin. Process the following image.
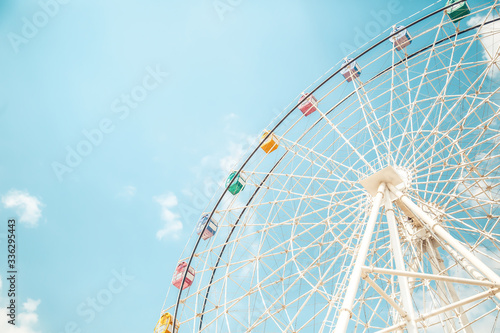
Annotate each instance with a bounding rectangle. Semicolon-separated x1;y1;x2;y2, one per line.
226;171;246;195
390;26;412;51
260;131;279;153
446;0;470;23
196;214;218;240
340;59;361;82
154;311;179;333
172;261;195;290
298;93;318;116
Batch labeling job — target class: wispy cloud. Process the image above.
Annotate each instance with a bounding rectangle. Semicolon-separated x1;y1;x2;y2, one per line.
467;14;500;79
445;246;500;330
154;193;183;240
219;137;255;173
118;185;136;199
175;112;260;227
22;299;41;313
0;276;41;333
2;190;43;227
18;299;41;328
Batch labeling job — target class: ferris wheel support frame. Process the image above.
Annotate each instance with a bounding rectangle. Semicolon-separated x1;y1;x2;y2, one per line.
388;183;500;292
335;163;500;333
426;239;473;333
335;182;387;333
384;188;418;333
376;287;500;333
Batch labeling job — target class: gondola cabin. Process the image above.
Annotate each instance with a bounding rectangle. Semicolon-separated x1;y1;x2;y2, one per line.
172;261;195;290
154;311;179;333
226;171;246;195
340;58;361;82
260;131;279;153
446;0;470;23
298;93;318;116
196;214;218;240
390;25;412;51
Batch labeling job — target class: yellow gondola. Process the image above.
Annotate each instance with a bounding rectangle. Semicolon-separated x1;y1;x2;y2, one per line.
154;311;180;333
260;131;279;153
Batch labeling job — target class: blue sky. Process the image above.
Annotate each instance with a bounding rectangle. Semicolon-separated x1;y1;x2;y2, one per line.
0;0;478;332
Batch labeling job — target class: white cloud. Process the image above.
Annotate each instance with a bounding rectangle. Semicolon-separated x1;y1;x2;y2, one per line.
22;299;40;313
444;246;500;330
2;190;43;227
189;112;259;180
218;112;258;172
0;275;41;333
17;299;40;329
224;112;238;122
118;186;136;199
467;14;500;79
219;141;247;173
182;134;256;216
154;193;183;240
175;113;260;230
220;135;259;173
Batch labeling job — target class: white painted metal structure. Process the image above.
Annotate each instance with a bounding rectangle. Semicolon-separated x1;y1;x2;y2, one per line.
163;1;500;331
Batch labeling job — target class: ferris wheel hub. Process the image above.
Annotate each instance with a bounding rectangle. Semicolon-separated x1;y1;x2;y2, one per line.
359;165;405;198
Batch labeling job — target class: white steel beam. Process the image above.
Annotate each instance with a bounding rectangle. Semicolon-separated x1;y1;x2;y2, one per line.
361;267;499;288
335;182;386;333
375;288;500;333
384;189;418;332
362;275;408;319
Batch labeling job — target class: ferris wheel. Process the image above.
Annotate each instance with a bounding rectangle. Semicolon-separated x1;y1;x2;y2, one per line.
157;0;500;332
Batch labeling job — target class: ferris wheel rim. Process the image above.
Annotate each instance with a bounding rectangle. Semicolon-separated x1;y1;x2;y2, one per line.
170;1;500;331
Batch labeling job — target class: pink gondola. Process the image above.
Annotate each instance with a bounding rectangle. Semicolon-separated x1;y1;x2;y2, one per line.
298;93;318;116
172;261;195;290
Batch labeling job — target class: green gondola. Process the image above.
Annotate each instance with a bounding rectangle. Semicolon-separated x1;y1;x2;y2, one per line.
446;0;470;23
226;171;246;195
